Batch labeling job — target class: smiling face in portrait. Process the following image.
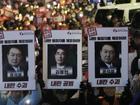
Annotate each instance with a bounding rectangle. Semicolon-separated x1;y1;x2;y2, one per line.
7;48;22;67
55;48;65;65
100;44;115;64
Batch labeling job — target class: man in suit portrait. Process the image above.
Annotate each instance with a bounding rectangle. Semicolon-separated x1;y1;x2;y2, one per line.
95;42;121;78
3;45;28;81
48;45;77;79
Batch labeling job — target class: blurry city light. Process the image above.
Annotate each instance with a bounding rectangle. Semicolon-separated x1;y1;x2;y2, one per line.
58;22;62;26
53;1;57;5
6;5;12;9
79;12;84;18
47;3;51;9
19;14;23;21
25;99;31;105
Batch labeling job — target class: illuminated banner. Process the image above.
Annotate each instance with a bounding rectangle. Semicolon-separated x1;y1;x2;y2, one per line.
0;31;35;90
43;30;82;89
88;27;128;87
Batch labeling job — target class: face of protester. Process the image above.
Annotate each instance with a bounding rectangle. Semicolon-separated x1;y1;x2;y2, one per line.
100;44;115;64
55;48;65;65
7;48;22;67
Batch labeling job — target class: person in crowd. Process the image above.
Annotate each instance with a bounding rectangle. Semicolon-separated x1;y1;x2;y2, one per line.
0;82;42;105
128;11;140;105
95;43;121;78
129;12;140;101
131;32;140;77
3;45;28;81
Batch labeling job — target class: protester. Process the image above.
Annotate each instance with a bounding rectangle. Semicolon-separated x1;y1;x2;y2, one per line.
0;82;42;105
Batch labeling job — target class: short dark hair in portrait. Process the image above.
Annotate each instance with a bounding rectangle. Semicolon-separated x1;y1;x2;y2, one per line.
48;44;77;79
95;42;121;78
2;44;28;81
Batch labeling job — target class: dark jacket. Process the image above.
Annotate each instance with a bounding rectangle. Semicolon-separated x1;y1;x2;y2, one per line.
95;59;121;78
131;56;140;76
3;62;28;81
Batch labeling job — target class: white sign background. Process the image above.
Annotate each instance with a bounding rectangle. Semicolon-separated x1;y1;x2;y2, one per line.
88;27;128;87
0;30;35;90
43;30;82;89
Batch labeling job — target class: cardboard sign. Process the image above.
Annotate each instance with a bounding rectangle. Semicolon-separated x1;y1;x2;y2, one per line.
0;30;35;90
43;30;82;89
88;27;128;87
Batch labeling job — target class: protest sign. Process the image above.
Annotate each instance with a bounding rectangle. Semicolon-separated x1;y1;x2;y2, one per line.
43;30;82;89
0;30;35;90
88;27;128;87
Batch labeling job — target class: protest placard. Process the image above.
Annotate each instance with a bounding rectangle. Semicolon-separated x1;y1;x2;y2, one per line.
0;30;35;90
88;27;128;87
43;30;82;89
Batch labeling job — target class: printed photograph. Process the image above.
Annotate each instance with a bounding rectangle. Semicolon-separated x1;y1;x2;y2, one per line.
95;41;121;78
47;44;77;79
2;44;28;81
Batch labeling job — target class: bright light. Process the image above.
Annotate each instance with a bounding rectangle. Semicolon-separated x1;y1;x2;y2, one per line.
25;4;29;7
53;1;57;5
25;99;31;105
25;14;30;18
47;3;51;9
19;14;23;21
64;10;68;14
79;12;83;18
72;3;75;9
57;4;60;9
6;5;12;9
58;22;62;26
15;15;18;20
29;15;34;21
30;5;33;10
60;0;66;5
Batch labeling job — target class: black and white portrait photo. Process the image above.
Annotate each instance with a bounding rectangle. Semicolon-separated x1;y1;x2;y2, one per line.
47;44;77;79
95;42;121;78
2;45;28;81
